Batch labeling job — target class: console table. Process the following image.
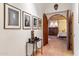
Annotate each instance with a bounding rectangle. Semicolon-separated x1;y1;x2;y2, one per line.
26;38;43;56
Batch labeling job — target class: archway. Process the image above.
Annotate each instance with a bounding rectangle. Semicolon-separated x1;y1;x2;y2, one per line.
48;14;67;37
43;10;74;55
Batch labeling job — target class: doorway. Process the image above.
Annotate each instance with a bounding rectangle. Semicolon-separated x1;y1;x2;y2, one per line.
43;10;74;55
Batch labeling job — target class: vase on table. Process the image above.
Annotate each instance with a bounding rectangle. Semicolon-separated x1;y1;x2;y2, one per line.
31;30;34;41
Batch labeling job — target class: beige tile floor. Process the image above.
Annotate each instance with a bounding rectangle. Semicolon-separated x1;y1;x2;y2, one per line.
36;36;73;56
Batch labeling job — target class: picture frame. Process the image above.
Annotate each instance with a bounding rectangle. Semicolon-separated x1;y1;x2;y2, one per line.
22;11;31;29
32;16;38;30
4;3;21;29
38;18;42;29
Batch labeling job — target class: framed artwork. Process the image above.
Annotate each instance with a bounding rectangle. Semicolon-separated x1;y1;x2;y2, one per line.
32;16;38;29
22;11;31;29
4;3;21;29
38;18;42;29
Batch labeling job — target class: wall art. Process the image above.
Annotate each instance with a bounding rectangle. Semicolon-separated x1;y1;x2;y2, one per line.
4;3;21;29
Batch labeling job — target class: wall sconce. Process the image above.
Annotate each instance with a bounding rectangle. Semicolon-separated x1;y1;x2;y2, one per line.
54;4;58;10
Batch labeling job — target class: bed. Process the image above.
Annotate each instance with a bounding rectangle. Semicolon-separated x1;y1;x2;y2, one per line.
57;32;67;38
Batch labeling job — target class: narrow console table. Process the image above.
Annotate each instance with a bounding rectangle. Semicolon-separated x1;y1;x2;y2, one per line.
26;39;43;56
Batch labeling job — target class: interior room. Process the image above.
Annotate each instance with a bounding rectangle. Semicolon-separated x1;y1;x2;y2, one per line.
48;14;67;39
0;3;79;56
47;14;69;55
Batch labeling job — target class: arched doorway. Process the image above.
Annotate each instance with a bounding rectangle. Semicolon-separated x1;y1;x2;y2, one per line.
43;10;74;55
48;14;66;37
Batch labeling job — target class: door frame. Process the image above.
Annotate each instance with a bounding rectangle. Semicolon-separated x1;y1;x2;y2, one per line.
43;10;74;54
43;13;48;46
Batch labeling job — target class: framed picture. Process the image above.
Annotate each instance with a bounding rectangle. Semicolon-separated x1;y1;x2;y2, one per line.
4;3;21;29
22;11;31;29
32;16;38;29
38;18;42;29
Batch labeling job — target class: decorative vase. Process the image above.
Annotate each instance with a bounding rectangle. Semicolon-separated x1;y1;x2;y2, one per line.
31;30;34;41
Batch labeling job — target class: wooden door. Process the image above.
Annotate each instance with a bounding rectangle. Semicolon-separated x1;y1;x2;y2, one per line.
69;12;74;51
67;10;73;51
67;10;70;50
71;13;74;53
43;13;48;46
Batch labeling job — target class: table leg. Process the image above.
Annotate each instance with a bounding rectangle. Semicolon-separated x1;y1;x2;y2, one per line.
33;43;34;56
34;42;37;56
26;43;28;56
41;39;43;54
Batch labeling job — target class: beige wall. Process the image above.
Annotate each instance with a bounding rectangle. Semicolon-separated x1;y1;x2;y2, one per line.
58;20;67;33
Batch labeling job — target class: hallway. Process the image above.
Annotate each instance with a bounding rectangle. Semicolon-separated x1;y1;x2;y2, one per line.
0;3;78;56
36;36;73;56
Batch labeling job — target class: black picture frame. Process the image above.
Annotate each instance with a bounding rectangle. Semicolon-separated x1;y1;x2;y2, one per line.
32;16;38;30
38;18;42;29
22;11;31;30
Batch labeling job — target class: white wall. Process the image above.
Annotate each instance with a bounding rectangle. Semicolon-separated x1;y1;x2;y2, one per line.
72;3;79;56
0;3;43;56
44;3;73;13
